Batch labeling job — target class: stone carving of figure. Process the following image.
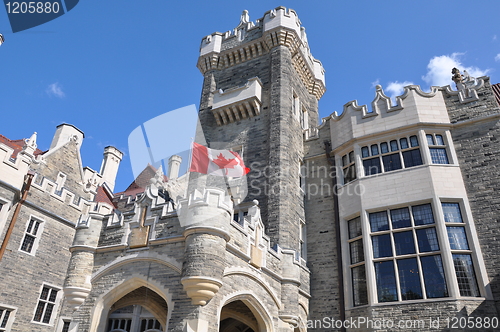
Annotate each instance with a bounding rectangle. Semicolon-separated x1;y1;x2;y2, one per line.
452;67;465;90
247;199;261;224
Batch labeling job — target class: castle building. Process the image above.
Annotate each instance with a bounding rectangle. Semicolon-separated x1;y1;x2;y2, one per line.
1;6;500;332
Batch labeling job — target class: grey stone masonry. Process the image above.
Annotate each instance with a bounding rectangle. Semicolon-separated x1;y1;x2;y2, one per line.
445;77;500;316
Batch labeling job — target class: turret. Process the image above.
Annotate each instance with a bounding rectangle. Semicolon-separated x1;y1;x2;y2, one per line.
49;123;84;151
99;146;123;191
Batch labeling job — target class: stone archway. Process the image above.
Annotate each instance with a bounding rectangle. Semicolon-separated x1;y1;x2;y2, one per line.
218;294;274;332
89;277;171;332
106;286;167;332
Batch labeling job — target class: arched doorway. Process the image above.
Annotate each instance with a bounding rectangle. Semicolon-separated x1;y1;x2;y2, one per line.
219;299;269;332
105;286;167;332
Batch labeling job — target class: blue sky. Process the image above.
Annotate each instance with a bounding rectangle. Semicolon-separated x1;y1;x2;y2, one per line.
1;1;499;192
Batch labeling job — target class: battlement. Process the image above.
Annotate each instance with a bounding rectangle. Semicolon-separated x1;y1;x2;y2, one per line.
317;78;488;150
198;6;325;99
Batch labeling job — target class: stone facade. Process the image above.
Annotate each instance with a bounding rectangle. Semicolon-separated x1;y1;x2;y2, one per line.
1;6;500;332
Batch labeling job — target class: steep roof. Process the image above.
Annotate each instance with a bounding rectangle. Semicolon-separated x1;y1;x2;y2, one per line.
0;134;44;159
94;185;116;208
492;83;500;107
114;164;168;198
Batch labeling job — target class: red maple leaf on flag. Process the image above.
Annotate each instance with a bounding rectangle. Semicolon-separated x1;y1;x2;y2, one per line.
212;153;238;169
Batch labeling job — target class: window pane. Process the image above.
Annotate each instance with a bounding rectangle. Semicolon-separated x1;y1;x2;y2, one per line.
426;134;435;145
40;287;49;300
412;204;434;225
375;261;398;302
350;240;364;264
442;203;463;223
372;234;392;258
26;219;34;233
361;146;369;158
410;135;419;147
42;303;54;324
400;137;409;149
369;211;389;232
32;221;40;236
435;134;445;145
382;153;402;172
402;149;423;168
390;207;411;229
421;255;449;298
390;140;399;151
343;164;356;183
447;227;469;250
348;217;362;239
416;228;440;252
62;321;71;332
33;302;45;322
363;157;381;176
397;258;423;300
453;254;480;297
393;231;415;255
371;144;379;156
342;155;348;167
20;234;35;253
430;148;449;164
380;142;389;154
1;310;10;328
352;266;368;306
349;151;355;164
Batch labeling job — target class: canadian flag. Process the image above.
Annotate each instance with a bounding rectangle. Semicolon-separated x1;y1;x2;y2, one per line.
189;142;250;177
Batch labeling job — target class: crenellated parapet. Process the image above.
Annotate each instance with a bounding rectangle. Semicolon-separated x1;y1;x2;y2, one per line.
316;83;458;149
198;6;325;99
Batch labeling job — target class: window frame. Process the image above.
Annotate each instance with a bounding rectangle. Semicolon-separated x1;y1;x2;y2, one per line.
0;198;10;242
441;201;481;297
32;284;62;326
299;219;307;261
0;304;16;332
368;203;449;303
346;216;368;307
341;151;357;184
360;134;423;177
19;215;45;256
426;133;451;165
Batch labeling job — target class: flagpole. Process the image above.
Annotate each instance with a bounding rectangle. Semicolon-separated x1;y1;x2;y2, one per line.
187;137;194;173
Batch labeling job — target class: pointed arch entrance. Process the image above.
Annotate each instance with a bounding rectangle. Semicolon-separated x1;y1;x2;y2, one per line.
106;286;167;332
218;293;274;332
89;277;171;332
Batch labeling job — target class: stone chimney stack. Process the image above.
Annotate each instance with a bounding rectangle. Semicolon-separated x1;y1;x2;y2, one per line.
49;123;84;151
168;155;182;179
99;146;123;191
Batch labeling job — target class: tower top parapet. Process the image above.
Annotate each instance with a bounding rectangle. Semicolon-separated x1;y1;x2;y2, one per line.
198;7;325;99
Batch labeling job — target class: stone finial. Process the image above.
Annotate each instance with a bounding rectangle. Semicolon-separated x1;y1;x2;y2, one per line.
150;165;166;189
239;10;250;26
247;199;261;224
23;132;38;153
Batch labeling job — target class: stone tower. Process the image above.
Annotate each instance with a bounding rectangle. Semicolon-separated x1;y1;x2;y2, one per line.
197;6;325;251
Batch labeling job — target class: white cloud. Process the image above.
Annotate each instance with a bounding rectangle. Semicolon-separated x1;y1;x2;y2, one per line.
493;35;497;41
46;82;65;98
495;54;500;62
385;81;413;103
422;53;489;87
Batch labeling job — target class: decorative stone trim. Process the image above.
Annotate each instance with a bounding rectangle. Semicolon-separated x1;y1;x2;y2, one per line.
63;286;91;311
211;78;263;126
181;276;223;305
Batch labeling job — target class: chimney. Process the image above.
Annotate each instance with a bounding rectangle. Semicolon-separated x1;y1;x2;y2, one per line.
168;155;182;179
99;146;123;191
50;124;85;151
